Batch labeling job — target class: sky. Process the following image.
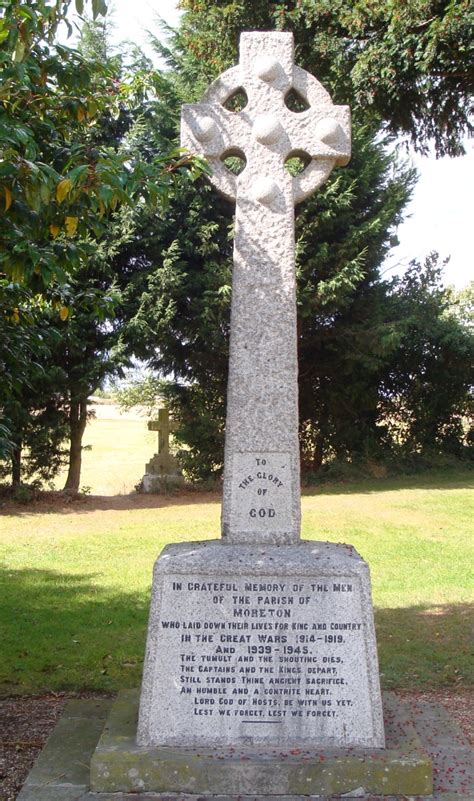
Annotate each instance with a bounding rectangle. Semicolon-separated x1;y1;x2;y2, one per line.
72;0;473;289
383;145;473;288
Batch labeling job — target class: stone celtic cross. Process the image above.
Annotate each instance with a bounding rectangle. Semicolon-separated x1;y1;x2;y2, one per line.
181;32;350;545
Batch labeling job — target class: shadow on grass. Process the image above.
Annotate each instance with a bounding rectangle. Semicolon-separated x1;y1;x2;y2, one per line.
1;566;472;696
0;567;149;696
303;468;473;497
1;468;472;516
0;489;222;517
375;602;473;690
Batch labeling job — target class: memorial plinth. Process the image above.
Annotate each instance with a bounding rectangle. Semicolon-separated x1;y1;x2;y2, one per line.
137;541;384;749
91;691;433;797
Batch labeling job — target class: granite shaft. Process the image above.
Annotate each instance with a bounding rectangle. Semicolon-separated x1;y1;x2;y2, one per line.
221;184;301;543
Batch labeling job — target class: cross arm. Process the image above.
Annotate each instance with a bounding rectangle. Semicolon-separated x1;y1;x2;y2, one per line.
284;104;351;168
181;102;250;202
284;64;351;203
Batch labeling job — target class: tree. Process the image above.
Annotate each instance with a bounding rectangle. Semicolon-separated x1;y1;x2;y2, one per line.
446;280;474;330
178;0;474;156
0;0;111;463
0;272;124;488
380;255;473;459
113;2;473;479
52;273;126;492
0;283;62;480
0;0;189;288
0;7;204;488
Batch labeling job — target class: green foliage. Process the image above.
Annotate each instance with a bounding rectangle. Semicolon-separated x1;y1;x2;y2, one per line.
295;130;416;467
0;0;200;288
381;255;473;458
0;279;57;465
446;280;474;329
115;169;233;477
0;8;206;485
114;373;164;417
179;0;474;156
160;380;226;482
0;269;122;485
9;481;41;504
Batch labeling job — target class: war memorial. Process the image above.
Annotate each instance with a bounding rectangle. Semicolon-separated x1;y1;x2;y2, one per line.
19;31;472;801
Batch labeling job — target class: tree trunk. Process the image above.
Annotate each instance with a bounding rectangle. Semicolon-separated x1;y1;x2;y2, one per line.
312;433;324;472
63;397;88;492
11;445;21;487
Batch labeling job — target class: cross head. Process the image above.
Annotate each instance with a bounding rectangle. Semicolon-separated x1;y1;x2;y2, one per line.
181;32;350;208
148;408;178;457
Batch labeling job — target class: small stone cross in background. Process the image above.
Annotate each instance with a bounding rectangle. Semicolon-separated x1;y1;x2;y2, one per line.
148;408;177;459
182;32;350;544
146;408;180;477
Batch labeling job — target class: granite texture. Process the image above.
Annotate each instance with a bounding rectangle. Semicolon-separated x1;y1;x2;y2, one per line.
181;32;350;545
137;541;384;749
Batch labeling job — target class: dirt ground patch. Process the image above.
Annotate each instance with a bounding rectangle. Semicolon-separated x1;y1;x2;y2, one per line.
0;692;112;801
0;488;221;516
1;689;472;801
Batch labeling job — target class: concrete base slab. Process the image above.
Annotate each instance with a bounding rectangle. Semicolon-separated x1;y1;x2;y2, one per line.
17;692;473;801
92;690;430;796
17;699;112;801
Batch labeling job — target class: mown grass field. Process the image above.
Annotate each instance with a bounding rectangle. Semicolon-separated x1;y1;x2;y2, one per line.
1;431;472;696
53;402;155;495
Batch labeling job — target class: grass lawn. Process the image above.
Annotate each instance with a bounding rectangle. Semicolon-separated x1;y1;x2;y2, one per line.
1;467;472;697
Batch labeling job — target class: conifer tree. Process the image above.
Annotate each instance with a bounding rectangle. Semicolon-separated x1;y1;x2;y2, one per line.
117;2;472;477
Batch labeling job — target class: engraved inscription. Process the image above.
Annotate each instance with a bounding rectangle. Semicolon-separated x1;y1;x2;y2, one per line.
230;452;293;532
151;574;376;745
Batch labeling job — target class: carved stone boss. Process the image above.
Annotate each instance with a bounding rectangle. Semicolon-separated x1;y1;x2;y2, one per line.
182;32;350;545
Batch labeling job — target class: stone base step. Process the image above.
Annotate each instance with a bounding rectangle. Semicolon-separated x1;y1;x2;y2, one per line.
17;691;473;800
